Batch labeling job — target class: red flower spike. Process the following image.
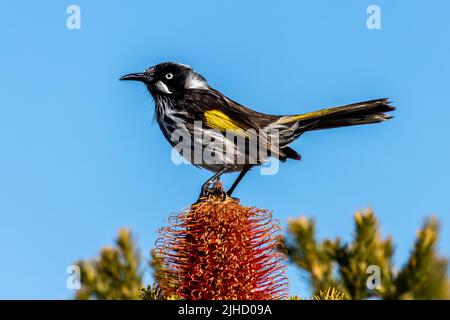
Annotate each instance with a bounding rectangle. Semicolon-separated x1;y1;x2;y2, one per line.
156;193;288;300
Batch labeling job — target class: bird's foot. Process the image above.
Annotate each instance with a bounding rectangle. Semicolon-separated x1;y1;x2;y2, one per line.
198;180;227;201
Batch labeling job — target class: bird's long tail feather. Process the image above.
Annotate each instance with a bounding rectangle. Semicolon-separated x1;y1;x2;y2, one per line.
281;98;395;131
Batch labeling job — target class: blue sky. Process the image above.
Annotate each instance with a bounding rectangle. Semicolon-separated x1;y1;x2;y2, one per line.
1;0;449;298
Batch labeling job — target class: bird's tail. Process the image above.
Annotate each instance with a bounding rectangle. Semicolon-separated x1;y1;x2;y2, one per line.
280;98;395;132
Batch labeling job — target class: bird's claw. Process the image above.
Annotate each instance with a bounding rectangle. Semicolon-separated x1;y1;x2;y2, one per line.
198;186;213;199
198;181;228;201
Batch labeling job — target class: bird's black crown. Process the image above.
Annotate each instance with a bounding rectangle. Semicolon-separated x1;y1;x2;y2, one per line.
120;62;208;96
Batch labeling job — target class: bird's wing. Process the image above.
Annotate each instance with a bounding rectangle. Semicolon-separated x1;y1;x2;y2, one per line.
180;89;285;159
180;89;276;133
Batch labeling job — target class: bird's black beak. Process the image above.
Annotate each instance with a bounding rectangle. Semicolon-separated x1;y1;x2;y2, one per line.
119;72;152;82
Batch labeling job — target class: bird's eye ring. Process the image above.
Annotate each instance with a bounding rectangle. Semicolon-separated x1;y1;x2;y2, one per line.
165;73;173;80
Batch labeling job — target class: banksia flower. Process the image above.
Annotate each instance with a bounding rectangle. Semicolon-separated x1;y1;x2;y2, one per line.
155;189;288;300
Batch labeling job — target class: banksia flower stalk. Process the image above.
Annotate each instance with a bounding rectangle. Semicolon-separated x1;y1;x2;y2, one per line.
155;186;288;300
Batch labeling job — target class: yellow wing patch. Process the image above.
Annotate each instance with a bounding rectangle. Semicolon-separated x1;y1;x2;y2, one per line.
204;110;248;136
277;108;336;124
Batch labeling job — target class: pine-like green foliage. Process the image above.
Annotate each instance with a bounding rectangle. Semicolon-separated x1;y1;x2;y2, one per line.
139;284;164;300
284;209;449;300
289;287;347;300
139;284;180;300
388;217;449;299
74;228;143;300
312;287;347;300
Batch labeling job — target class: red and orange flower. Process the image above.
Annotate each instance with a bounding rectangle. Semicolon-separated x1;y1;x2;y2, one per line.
156;193;288;300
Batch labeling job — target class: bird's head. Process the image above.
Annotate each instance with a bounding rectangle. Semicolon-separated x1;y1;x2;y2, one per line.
120;62;208;96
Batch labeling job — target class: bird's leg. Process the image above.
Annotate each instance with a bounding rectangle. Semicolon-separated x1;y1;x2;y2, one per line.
199;167;229;199
227;165;252;197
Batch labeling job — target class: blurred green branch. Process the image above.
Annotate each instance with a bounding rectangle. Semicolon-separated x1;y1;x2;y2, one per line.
284;209;449;300
74;228;143;300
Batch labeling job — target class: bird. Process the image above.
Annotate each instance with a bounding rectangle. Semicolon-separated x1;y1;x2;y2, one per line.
120;62;395;198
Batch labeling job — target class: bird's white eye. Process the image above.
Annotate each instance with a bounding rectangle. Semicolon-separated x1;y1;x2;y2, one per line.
165;73;173;80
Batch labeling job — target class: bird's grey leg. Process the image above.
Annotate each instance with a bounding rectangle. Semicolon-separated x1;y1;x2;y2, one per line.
227;165;252;196
199;167;229;199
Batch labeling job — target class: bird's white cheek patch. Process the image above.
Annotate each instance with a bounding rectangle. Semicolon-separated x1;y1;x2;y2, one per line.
156;81;172;94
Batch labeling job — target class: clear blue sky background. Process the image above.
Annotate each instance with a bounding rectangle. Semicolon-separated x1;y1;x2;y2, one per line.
1;1;449;299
